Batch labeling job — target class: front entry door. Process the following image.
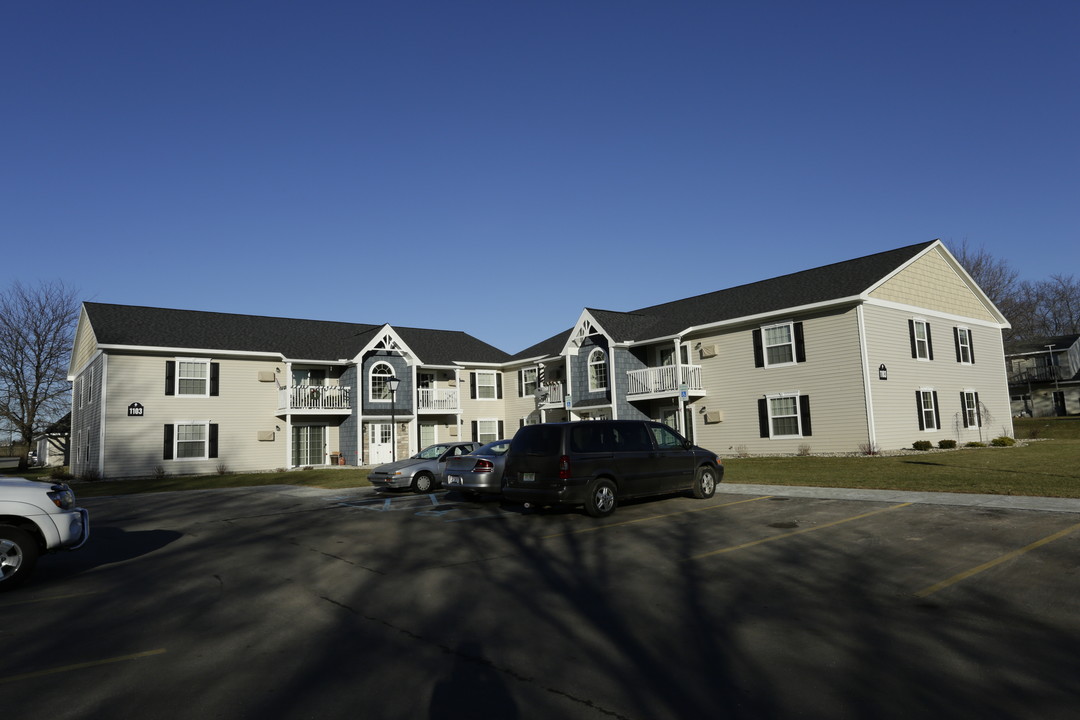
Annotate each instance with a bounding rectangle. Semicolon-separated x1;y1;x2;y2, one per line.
369;423;393;464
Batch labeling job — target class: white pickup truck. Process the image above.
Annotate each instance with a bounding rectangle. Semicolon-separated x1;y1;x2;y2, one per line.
0;477;90;590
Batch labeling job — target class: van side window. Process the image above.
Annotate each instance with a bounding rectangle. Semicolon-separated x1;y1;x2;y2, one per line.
614;423;652;452
570;424;614;453
649;423;684;450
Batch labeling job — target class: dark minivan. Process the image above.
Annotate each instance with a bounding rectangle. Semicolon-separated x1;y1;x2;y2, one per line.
502;420;723;518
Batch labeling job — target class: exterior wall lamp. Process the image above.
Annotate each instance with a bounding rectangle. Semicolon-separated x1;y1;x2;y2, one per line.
878;364;888;381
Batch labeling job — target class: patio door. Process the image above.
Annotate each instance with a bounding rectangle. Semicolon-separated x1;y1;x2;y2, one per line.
292;425;325;466
368;423;393;464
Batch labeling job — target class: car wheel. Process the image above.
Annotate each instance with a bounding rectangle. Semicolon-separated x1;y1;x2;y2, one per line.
584;479;617;518
0;526;39;591
412;472;436;494
692;465;717;499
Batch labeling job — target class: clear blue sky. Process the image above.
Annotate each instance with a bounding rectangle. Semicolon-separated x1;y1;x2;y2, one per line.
3;1;1077;354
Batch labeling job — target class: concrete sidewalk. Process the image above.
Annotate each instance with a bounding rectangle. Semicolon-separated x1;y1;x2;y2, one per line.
721;483;1080;514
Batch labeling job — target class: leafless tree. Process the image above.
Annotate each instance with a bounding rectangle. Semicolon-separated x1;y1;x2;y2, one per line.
950;240;1080;341
0;281;80;470
951;238;1020;309
1031;274;1080;336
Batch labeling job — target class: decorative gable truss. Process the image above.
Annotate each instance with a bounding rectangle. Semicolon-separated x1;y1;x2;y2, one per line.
563;311;615;355
356;324;419;365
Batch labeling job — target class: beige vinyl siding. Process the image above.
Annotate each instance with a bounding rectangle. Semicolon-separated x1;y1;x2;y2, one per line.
690;306;871;454
870;247;998;323
861;304;1013;449
69;309;100;376
102;354;284;478
505;364;542;429
459;368;507;443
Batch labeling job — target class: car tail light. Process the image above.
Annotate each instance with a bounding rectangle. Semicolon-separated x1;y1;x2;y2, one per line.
559;455;570;480
473;459;494;472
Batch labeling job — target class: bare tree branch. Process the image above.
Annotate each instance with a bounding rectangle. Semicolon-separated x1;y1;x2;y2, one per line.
0;280;80;470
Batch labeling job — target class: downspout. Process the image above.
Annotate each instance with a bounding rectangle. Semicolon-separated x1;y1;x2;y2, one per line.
856;305;877;451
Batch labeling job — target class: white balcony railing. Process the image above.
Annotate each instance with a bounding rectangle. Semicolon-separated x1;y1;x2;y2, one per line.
417;387;460;412
626;365;703;396
536;382;564;406
280;385;351;411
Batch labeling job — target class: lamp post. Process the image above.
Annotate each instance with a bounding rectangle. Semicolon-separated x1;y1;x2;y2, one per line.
387;375;401;462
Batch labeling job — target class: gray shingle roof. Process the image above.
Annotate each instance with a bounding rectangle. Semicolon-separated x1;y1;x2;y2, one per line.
82;303;510;365
84;242;944;366
585;241;938;341
1004;334;1080;356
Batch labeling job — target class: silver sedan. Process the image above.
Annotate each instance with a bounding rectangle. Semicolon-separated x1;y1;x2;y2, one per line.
443;439;511;497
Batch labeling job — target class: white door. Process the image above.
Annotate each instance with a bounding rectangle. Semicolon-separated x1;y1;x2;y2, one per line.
419;422;436;449
292;425;326;466
368;423;393;464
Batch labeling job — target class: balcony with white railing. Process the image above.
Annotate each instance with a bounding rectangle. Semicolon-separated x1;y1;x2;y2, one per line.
626;365;704;397
279;385;352;413
417;387;460;412
536;382;564;407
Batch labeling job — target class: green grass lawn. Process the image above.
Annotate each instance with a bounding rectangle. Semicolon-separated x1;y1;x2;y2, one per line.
7;417;1078;499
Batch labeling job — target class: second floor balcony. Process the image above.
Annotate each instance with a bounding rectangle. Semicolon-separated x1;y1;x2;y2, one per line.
417;387;460;412
279;385;352;413
627;364;704;397
1008;365;1069;385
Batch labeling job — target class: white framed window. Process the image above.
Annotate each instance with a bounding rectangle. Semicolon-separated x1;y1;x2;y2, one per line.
370;362;395;402
962;390;981;428
910;319;932;361
768;394;801;437
956;327;974;364
917;389;939;431
80;366;94;408
758;394;812;438
521;367;538;397
763;322;796;366
175;422;209;459
475;371;498;400
476;419;499;444
177;358;211;396
588;349;608;391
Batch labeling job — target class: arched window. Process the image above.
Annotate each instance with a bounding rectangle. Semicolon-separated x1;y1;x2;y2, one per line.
370;362;395;401
588;348;608;392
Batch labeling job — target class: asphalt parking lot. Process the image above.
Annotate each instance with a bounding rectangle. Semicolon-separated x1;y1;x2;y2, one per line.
4;483;1080;720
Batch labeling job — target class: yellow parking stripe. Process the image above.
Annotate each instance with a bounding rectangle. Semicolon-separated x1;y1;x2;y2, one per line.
541;495;773;540
915;520;1080;598
0;649;167;685
689;502;914;560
